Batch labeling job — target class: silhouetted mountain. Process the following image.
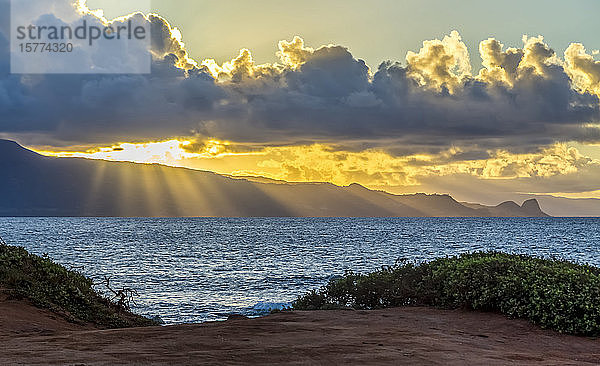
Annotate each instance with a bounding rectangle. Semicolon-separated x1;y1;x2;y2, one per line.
513;194;600;217
461;200;550;217
0;140;549;217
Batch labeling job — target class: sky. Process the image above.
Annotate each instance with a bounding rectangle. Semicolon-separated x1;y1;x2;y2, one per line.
88;0;600;71
1;0;600;205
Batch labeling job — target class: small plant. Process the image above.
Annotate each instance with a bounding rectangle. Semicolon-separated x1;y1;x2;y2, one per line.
98;275;139;311
294;252;600;336
0;239;157;328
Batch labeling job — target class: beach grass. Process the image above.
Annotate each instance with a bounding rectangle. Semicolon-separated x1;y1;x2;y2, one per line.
294;252;600;336
0;242;157;328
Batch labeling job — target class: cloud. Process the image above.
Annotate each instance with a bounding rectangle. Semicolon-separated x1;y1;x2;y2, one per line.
0;0;599;158
477;38;523;86
277;36;314;68
147;13;197;70
39;136;597;195
405;30;471;92
565;42;600;98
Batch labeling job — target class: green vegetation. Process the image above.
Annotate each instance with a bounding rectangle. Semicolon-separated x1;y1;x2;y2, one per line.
0;241;157;328
294;252;600;336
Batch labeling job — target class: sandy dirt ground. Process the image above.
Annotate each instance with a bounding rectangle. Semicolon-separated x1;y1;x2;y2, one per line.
1;294;599;365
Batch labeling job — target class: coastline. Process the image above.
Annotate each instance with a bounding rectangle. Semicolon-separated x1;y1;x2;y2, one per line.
3;239;600;364
2;294;599;365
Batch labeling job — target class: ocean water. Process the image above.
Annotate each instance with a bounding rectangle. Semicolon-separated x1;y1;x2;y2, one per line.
0;217;598;324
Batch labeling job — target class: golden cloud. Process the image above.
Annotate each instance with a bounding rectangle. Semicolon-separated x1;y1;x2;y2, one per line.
405;30;472;92
565;43;600;98
33;139;599;192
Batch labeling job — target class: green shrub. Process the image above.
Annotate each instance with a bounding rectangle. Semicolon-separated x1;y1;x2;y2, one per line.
0;243;157;328
293;252;600;336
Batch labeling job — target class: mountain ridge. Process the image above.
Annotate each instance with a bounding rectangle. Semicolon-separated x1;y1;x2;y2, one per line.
0;139;549;217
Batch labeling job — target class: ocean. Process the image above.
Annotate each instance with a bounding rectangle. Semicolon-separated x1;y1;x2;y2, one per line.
0;217;598;324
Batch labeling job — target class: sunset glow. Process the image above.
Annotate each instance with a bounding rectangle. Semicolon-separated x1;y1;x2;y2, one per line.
4;0;600;208
32;138;600;203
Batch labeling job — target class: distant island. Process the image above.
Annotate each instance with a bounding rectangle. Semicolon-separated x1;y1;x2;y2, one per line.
0;139;548;217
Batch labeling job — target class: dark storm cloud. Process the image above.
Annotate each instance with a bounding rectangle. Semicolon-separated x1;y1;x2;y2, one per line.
1;0;600;154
